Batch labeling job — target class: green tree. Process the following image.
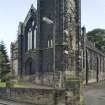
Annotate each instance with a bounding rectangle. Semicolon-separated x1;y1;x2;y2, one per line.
0;41;10;82
87;28;105;52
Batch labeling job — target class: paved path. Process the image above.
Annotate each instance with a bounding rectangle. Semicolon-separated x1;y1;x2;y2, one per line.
0;99;34;105
84;81;105;105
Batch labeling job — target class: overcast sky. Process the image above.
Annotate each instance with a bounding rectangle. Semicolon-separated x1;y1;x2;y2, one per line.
81;0;105;31
0;0;105;57
0;0;37;57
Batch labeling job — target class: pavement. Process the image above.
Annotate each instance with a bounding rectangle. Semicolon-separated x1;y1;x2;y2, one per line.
83;81;105;105
0;99;34;105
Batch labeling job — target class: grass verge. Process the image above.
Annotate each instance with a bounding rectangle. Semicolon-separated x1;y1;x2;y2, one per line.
0;80;6;87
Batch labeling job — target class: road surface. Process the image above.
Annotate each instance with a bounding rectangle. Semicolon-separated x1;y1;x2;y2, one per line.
0;99;34;105
84;82;105;105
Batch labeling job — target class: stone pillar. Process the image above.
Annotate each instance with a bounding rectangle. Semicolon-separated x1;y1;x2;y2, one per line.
81;26;87;84
17;22;23;80
63;0;84;105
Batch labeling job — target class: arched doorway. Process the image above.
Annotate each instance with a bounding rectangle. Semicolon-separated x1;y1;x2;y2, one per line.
96;57;99;83
25;58;33;75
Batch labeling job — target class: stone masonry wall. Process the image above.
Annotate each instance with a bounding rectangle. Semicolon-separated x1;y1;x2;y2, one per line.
0;87;82;105
22;71;65;88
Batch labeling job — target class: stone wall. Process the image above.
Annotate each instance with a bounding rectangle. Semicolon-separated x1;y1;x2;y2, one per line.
22;71;65;88
0;87;82;105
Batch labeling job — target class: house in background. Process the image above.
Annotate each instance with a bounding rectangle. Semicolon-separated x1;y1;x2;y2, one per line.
10;40;18;78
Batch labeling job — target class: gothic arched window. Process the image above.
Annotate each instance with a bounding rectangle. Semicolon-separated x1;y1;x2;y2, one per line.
34;26;37;49
32;20;34;27
28;28;32;50
48;37;53;48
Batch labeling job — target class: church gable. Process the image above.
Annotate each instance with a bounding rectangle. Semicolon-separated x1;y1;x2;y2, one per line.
24;4;37;28
22;5;38;52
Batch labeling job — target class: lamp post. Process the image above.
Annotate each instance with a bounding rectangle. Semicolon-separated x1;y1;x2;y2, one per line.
42;17;55;88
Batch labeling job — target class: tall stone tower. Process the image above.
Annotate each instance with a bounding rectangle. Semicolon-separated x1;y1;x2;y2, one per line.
37;0;81;87
63;0;81;76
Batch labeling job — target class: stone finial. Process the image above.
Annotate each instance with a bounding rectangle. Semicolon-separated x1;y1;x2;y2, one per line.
82;26;86;35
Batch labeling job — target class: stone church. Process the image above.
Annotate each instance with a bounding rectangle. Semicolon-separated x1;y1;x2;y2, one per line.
17;0;81;88
81;27;105;84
